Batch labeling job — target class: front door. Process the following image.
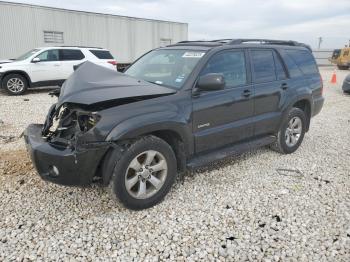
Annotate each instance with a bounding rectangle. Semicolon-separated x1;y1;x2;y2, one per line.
30;49;62;83
192;50;254;153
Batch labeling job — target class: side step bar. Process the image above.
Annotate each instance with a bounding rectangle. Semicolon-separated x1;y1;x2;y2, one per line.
186;136;276;169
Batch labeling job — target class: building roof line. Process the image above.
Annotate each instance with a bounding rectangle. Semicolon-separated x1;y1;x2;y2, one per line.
0;1;188;25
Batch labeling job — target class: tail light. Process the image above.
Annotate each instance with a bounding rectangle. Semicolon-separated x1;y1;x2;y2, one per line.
108;60;117;66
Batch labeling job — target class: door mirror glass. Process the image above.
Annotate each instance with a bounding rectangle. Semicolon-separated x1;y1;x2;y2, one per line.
32;57;41;63
197;73;225;91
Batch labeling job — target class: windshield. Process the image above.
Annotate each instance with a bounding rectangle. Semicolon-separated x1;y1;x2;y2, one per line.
16;49;41;61
125;49;206;89
332;49;341;59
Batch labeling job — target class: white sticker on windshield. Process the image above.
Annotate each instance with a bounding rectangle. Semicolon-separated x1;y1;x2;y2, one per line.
182;52;205;58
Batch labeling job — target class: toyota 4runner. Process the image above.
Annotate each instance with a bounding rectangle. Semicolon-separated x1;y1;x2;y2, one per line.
24;39;324;210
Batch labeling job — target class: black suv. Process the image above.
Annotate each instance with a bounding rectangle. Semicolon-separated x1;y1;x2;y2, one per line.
24;39;324;210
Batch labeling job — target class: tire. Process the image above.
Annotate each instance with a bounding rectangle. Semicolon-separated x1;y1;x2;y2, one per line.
2;74;28;95
270;107;307;154
108;135;177;210
337;65;349;70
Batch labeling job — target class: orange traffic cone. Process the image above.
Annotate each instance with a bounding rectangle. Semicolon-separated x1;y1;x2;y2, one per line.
330;70;337;84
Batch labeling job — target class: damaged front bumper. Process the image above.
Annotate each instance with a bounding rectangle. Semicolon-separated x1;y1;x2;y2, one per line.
24;124;110;186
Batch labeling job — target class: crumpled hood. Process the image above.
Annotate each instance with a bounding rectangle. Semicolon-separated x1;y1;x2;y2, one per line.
57;61;176;108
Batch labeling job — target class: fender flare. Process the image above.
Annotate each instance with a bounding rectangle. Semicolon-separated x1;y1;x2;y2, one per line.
105;112;193;156
279;94;312;131
0;70;32;87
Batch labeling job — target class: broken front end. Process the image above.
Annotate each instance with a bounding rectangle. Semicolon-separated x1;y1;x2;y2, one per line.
24;103;110;186
23;61;177;186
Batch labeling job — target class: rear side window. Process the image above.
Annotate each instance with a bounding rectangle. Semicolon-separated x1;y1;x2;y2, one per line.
201;51;247;88
60;49;85;61
285;49;318;75
89;50;114;59
251;50;276;83
273;51;287;80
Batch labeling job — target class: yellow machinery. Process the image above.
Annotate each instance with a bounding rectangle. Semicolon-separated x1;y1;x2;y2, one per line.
330;47;350;70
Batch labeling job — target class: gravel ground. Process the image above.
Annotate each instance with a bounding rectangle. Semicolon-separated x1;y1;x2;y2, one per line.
0;68;349;261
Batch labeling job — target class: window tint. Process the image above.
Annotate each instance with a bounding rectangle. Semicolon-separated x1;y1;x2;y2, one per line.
201;51;247;88
251;50;276;83
280;51;302;78
89;50;114;59
273;51;287;80
36;49;59;62
285;50;318;75
60;49;85;61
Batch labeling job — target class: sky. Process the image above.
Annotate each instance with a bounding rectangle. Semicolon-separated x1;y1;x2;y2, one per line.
5;0;350;49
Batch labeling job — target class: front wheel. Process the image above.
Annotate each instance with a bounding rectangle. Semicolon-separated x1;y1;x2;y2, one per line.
2;74;28;95
108;136;177;210
270;107;307;154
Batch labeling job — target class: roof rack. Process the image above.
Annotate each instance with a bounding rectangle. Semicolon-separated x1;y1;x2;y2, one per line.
175;38;311;51
228;39;311;50
59;46;103;49
177;39;232;44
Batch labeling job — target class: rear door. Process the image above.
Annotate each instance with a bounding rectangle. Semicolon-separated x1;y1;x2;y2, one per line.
192;49;254;153
59;49;85;78
249;49;288;136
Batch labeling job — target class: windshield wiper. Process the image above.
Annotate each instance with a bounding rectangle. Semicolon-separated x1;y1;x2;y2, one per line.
147;80;162;85
146;81;175;89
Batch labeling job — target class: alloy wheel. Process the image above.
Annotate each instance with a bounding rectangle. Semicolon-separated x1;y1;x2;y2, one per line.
125;150;168;199
7;78;24;93
285;116;302;147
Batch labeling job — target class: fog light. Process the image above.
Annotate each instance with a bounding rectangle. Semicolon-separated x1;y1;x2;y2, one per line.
48;165;59;177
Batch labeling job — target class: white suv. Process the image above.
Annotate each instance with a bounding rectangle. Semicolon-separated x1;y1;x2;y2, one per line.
0;46;117;95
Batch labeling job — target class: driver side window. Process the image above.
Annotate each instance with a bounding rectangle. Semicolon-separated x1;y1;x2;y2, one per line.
201;51;247;88
36;49;59;62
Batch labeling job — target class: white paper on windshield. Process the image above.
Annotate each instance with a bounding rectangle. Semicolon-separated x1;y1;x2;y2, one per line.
182;52;205;58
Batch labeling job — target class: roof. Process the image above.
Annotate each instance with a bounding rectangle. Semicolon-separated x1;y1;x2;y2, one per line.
0;1;187;25
169;39;312;51
37;46;108;50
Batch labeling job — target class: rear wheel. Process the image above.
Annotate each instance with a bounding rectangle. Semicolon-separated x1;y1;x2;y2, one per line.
108;136;177;210
270;107;307;154
2;74;28;95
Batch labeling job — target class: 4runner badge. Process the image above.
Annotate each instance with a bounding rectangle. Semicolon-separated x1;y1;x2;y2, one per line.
197;123;210;129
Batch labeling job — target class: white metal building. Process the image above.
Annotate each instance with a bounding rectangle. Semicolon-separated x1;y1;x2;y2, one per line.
312;49;333;66
0;1;188;63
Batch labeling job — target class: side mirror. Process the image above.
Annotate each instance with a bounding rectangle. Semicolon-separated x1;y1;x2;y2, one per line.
32;57;40;63
197;73;225;91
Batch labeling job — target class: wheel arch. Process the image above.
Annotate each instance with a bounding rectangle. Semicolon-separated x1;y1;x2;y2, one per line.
0;70;32;88
292;99;311;132
101;123;192;185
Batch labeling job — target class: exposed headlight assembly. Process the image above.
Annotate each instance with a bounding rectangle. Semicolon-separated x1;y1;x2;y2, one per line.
45;104;101;143
77;112;101;132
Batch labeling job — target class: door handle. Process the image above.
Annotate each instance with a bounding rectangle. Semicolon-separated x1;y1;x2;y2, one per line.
54;64;60;67
281;83;288;90
242;89;251;97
